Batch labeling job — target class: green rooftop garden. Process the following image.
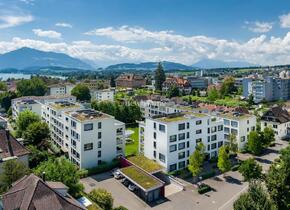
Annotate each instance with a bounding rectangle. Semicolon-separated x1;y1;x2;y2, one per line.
120;166;162;190
157;115;186;122
127;155;163;173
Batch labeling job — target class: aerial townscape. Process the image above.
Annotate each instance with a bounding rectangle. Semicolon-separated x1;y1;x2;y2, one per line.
0;1;289;210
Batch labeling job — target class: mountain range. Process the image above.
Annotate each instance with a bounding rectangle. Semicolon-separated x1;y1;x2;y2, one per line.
0;47;256;71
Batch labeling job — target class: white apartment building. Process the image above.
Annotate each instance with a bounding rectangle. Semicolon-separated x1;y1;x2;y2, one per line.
91;89;115;102
219;112;256;150
48;83;75;96
139;112;224;172
12;95;76;118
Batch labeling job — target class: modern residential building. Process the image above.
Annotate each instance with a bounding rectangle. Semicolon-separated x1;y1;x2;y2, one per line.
162;77;192;94
186;77;209;89
2;174;86;210
261;106;290;138
219;112;256;150
12;95;76;118
47;83;76;96
90;89;115;101
116;74;146;88
0;129;30;172
139;112;224;172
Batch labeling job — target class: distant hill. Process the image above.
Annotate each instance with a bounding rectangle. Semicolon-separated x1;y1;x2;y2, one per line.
193;59;255;69
106;61;193;71
0;47;93;70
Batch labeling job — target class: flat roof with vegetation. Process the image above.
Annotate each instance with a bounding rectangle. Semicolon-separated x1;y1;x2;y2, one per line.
155;112;207;123
120;166;163;191
127;155;163;173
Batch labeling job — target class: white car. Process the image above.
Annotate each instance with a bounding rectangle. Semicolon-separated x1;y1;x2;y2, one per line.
113;170;123;179
128;184;137;191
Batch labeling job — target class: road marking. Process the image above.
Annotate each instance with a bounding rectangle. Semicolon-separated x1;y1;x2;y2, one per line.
217;184;248;210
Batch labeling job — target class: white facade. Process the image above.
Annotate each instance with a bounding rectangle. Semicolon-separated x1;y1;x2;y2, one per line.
139;113;224;172
220;113;256;150
91;89;115;102
261;120;290;139
48;84;75;96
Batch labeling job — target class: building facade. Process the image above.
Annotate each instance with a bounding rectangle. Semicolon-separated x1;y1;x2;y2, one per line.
116;74;146;88
90;89;115;101
48;83;76;96
186;77;208;89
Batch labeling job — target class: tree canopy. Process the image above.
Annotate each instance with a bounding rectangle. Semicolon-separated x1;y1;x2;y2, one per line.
217;146;231;174
23;121;50;145
188;143;205;177
238;158;263;181
247;131;263;155
17;77;47;96
71;83;91;101
166;84;180;98
220;76;236;97
262;127;275;147
89;188;114;210
16;109;41;138
154;62;166;91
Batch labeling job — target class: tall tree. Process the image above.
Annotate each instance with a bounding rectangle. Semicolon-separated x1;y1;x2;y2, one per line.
166;84;180;98
220;76;236;97
228;133;238;154
234;181;277;210
35;157;85;198
262;127;275;147
16;110;40;138
188;143;205;180
71;83;91;101
154;62;166;91
217;146;231;174
238;158;263;181
248;131;263;155
0;159;30;192
207;86;219;101
17;77;47;96
266;146;290;209
23;121;50;145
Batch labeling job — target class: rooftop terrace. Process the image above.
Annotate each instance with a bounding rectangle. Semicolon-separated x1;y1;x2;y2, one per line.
219;112;253;120
50;101;81;110
67;109;111;121
127;155;163;173
155;112;207;123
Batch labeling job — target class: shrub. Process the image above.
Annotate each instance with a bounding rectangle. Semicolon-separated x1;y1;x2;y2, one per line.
87;159;120;176
209;157;218;163
89;189;113;210
198;184;212;194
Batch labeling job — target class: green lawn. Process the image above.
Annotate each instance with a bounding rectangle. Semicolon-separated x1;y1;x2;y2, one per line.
125;127;139;157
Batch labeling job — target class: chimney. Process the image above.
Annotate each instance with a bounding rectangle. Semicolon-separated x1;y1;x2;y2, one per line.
6;129;14;157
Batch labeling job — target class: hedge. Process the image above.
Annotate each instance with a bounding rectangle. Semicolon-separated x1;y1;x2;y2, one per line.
201;170;216;179
198;184;212;194
87;159;120;176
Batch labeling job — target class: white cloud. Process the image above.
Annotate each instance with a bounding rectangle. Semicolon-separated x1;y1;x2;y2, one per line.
19;0;34;5
0;15;33;29
280;13;290;28
244;21;273;33
55;22;72;28
3;26;290;66
32;29;62;39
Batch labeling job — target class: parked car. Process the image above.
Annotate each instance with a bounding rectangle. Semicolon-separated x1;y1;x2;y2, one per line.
121;178;130;186
128;184;137;191
113;170;123;179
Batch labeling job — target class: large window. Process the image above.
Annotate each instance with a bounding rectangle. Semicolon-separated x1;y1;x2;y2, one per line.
196;129;202;134
211;143;217;149
224;119;230;126
178;142;185;150
218;125;223;131
178;161;185;169
196;138;202;144
98;132;102;139
224;127;230;133
196;120;202;125
84;123;93;131
169;164;177;172
178;123;185;130
211;134;217;141
159;153;165;162
84;143;93;151
98;141;102;148
71;120;77;128
170;145;177;152
178;133;185;140
159;124;165;132
98;151;101;158
178;152;185;159
170;135;177;142
231;121;238;127
98;122;102;129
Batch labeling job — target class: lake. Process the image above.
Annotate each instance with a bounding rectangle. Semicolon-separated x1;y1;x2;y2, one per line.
0;73;66;81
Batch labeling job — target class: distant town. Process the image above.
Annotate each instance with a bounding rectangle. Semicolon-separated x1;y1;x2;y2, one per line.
0;60;288;210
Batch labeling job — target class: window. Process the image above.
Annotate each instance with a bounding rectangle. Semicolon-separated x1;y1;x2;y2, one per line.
71;120;76;128
211;143;217;149
153;141;156;149
170;135;177;142
251;126;255;131
241;136;246;142
207;145;210;151
159;124;165;132
231;129;238;135
159;153;165;162
187;141;189;148
218;141;223;148
84;123;93;131
84;143;93;151
224;119;230;126
154;122;156;129
211;134;217;141
196;138;202;144
98;122;102;129
218;125;223;131
98;132;102;139
196;129;202;134
169;164;177;172
153;151;156;158
153;132;156;139
273;124;278;128
247;120;249;124
178;142;185;150
98;141;102;148
231;121;238;127
187;122;190;129
178;161;185;169
207;128;210;134
207;136;210;142
178;133;185;140
170;145;177;152
211;126;217;133
178;123;185;130
196;120;202;125
178;152;185;159
264;122;267;126
71;139;76;147
187;150;190;157
98;151;101;158
186;132;189;138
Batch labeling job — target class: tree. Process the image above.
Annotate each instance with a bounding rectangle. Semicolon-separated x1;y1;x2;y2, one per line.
23;121;50;145
0;91;17;112
234;181;277;210
217;146;231;174
17;77;47;96
89;188;114;210
220;76;236;97
16;110;40;138
238;158;262;181
27;145;53;168
188;143;205;180
34;158;85;198
71;83;91;101
154;62;166;91
207;86;219;101
166;85;180;98
0;81;7;91
248;94;254;106
0;159;30;192
228;133;238;154
247;131;263;155
265;146;290;209
110;76;116;87
262;127;275;147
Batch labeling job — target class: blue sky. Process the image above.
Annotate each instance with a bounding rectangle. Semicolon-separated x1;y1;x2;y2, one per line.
1;0;290;66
